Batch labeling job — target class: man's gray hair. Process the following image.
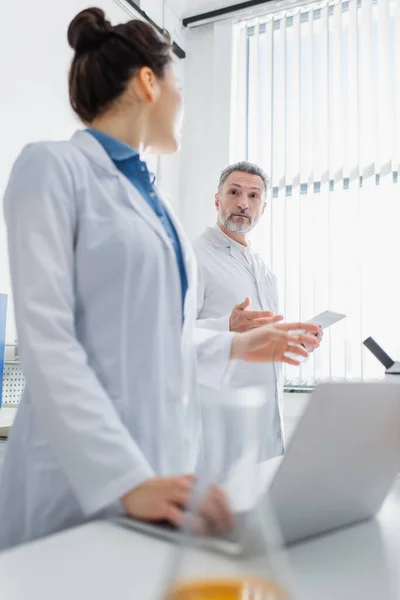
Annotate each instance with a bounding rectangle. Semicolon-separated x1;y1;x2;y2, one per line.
218;161;270;195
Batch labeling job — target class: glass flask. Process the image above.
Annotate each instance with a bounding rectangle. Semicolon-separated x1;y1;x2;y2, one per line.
161;384;295;600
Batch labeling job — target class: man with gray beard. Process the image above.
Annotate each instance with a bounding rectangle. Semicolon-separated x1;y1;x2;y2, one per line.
193;161;321;465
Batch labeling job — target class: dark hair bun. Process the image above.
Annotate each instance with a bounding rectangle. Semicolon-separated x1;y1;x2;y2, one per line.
67;7;112;53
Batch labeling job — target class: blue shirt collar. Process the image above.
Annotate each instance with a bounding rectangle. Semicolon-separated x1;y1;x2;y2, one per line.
86;128;138;162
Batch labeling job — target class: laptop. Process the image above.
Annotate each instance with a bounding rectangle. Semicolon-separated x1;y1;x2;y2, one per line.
115;382;400;549
363;337;400;374
268;382;400;544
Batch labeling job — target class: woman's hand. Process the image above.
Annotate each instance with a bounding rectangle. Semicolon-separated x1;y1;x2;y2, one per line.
303;327;323;352
121;477;233;532
121;475;194;527
230;321;320;366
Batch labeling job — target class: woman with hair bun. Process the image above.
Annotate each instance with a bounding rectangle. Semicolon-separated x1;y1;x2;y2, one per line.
0;8;318;549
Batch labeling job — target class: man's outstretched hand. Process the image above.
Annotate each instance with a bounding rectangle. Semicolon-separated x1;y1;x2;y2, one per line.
229;297;284;333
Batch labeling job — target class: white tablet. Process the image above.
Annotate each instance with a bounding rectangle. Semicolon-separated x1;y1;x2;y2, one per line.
284;310;346;361
306;310;346;329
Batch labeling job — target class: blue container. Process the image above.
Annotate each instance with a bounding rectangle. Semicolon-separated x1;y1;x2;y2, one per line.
0;294;8;409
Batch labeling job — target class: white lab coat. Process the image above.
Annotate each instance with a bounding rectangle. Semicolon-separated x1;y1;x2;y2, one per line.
194;226;285;464
0;132;234;551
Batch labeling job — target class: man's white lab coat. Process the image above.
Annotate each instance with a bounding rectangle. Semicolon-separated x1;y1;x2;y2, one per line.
194;226;285;464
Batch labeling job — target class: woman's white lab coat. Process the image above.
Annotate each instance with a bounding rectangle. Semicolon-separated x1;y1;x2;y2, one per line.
0;131;233;550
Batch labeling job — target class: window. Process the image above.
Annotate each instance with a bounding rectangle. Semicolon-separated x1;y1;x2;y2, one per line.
231;0;400;384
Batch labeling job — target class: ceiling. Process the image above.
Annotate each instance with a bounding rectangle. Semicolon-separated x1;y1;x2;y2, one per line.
182;0;236;18
166;0;187;17
158;1;237;21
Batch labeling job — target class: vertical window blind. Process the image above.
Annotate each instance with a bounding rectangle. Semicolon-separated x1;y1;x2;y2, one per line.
230;0;400;384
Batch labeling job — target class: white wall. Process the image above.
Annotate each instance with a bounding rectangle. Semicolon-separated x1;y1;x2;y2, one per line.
179;20;234;238
141;0;187;49
130;1;187;206
137;2;186;208
0;0;186;343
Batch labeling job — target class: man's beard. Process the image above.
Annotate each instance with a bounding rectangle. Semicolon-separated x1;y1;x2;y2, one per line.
219;210;254;233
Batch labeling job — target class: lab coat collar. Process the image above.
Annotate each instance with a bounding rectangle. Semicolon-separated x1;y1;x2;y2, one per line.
204;225;253;268
205;225;251;253
204;226;230;248
71;130;173;250
71;130;122;174
85;129;157;185
85;128;139;162
71;130;194;315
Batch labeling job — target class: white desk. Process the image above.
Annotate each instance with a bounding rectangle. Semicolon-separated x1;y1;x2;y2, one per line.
0;407;16;437
1;477;400;600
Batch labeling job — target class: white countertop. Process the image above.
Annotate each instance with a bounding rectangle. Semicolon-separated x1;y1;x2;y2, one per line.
1;477;400;600
0;407;16;436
